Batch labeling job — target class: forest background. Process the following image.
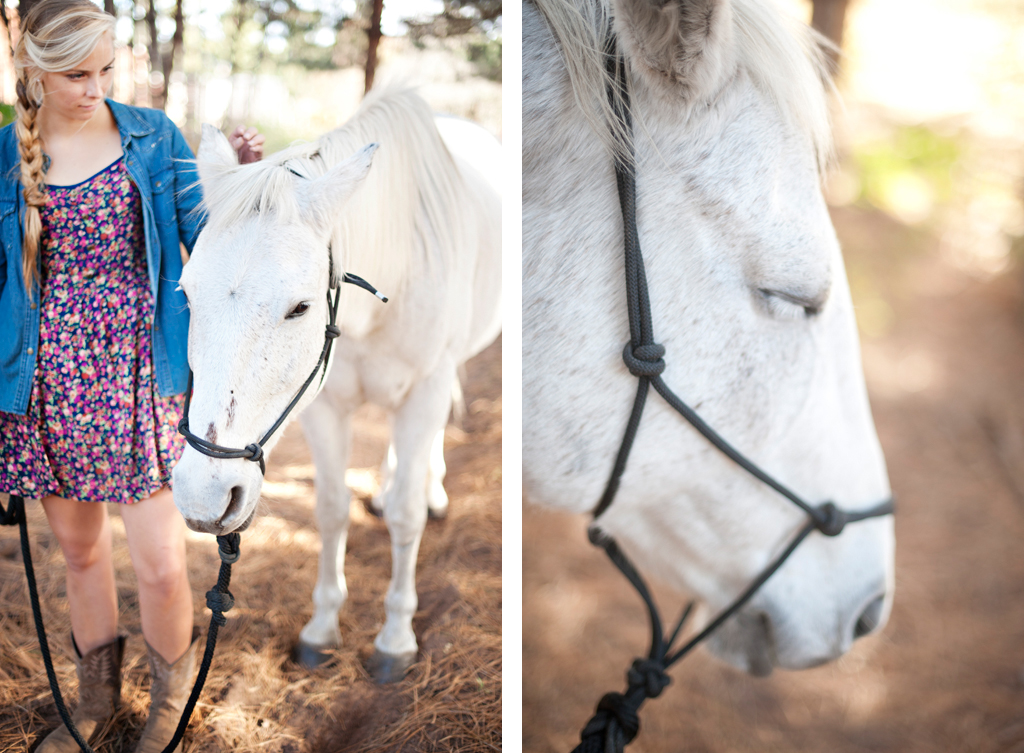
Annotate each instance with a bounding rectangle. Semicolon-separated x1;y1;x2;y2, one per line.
0;0;502;147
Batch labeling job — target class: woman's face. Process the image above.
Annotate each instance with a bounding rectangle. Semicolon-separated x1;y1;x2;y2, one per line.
39;34;114;121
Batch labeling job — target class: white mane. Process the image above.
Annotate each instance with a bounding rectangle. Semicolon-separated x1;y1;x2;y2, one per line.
197;87;466;300
531;0;835;170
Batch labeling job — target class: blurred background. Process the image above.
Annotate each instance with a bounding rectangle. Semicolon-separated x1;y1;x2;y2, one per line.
0;0;501;144
0;1;502;750
524;0;1024;750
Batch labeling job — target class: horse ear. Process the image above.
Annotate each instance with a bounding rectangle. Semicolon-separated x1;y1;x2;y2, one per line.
196;124;238;187
303;142;378;229
612;0;735;102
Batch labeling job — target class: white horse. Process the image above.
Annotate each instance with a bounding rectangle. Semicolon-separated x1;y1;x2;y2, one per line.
524;0;895;677
171;88;501;681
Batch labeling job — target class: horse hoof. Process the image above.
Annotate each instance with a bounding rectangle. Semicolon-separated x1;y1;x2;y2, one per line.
366;649;417;683
427;505;448;520
292;640;335;669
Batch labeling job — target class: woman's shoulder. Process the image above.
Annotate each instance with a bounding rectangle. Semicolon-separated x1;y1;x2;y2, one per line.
107;100;179;138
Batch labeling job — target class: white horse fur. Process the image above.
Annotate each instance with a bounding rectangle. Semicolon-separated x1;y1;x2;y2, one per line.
172;88;501;677
524;0;895;676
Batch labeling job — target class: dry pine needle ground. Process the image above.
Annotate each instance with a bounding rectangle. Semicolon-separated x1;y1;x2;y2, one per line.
0;339;502;753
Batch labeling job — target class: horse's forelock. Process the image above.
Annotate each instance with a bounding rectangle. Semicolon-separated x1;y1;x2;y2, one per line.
533;0;834;172
198;158;309;233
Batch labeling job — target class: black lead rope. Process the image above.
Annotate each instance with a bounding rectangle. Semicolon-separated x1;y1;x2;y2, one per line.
0;494;239;753
572;42;894;753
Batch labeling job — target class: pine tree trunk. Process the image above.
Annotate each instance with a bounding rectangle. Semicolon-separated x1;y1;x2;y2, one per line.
146;0;163;109
0;0;13;54
364;0;384;94
811;0;850;72
160;0;184;112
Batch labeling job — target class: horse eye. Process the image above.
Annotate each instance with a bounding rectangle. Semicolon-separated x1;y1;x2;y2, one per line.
758;289;823;320
286;302;310;319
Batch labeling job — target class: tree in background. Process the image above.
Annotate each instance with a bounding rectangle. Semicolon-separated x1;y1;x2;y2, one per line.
812;0;849;72
364;0;381;93
403;0;502;83
0;0;502;135
361;0;502;93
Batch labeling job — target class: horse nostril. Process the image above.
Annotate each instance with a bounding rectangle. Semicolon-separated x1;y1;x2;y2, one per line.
219;485;245;525
854;595;886;639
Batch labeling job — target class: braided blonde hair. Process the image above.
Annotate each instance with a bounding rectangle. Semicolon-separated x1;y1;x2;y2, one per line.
13;0;115;291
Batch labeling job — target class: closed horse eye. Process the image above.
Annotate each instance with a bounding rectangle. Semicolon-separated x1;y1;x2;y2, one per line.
758;289;823;319
287;301;311;319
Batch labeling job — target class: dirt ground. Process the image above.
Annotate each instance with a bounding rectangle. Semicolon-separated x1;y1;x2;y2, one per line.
523;206;1024;752
0;337;501;753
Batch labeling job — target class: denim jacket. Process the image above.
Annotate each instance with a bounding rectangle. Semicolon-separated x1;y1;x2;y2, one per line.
0;100;203;415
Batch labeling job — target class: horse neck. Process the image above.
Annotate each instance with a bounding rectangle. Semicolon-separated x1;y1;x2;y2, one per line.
317;90;468;311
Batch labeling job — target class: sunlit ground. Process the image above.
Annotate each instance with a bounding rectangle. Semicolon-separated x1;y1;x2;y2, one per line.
777;0;1024;284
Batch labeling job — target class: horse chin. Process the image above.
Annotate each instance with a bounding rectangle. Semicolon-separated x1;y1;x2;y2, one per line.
706;607;853;677
182;506;256;535
705;610;778;677
222;505;259;533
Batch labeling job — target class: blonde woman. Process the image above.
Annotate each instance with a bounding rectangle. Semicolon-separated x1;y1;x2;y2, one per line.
0;1;262;750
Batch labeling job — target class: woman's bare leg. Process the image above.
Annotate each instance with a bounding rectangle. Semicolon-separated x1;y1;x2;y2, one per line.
119;487;193;662
40;496;118;654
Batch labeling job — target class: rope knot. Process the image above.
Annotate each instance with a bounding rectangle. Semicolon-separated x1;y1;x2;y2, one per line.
244;443;264;463
580;691;641;752
0;495;25;527
206;589;235;624
626;658;671;699
814;502;847;537
177;417;189;434
325;324;341;339
217;533;241;564
622;342;665;377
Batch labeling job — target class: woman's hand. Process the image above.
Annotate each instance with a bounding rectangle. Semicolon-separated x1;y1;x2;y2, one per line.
228;126;266;164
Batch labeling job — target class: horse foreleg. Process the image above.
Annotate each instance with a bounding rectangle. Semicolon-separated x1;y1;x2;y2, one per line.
371;430;447;519
426;428;449;518
368;442;396;517
368;360;454;683
294;405;353;669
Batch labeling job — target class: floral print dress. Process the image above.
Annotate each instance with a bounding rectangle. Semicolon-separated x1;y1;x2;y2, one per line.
0;158;185;504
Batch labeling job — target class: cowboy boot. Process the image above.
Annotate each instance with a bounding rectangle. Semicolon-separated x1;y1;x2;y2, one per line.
133;627;200;753
36;634;125;752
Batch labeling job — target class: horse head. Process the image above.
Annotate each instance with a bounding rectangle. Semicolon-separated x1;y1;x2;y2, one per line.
524;0;895;676
171;126;376;534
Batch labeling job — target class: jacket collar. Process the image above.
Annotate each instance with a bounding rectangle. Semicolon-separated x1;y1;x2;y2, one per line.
106;99;154;139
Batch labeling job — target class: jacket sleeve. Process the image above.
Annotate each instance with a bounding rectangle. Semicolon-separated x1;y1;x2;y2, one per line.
0;228;7;302
168;118;206;254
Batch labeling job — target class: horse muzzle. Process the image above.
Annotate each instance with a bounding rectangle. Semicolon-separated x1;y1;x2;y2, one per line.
706;586;891;677
172;450;263;534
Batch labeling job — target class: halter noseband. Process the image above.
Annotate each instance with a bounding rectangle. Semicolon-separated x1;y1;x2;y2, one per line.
177;195;388;475
571;41;894;753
